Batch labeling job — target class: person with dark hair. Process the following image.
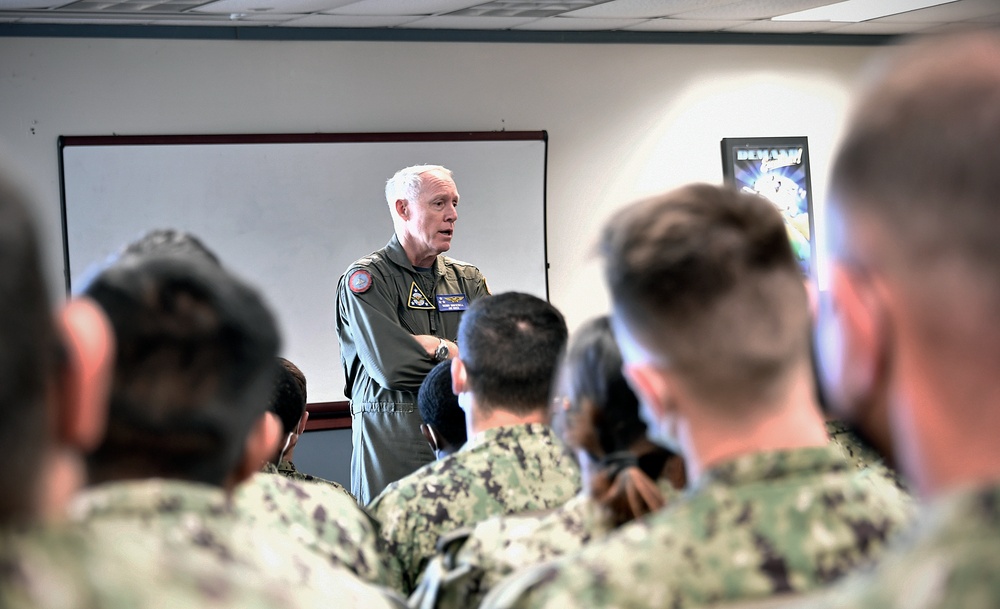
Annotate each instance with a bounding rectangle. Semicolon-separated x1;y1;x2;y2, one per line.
484;184;912;609
118;227;222;266
367;292;580;595
412;315;686;608
417;360;468;459
337;164;490;505
0;167;393;608
109;228;390;587
261;357;353;496
70;251;403;604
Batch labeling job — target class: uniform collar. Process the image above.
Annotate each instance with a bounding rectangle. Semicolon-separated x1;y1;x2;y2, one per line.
69;478;231;522
693;444;850;492
386;234;446;276
463;422;556;451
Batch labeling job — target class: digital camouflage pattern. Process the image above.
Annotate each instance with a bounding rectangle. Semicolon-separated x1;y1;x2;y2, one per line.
825;420;911;495
68;478;404;605
235;470;388;585
481;445;916;609
0;524;403;609
412;480;683;609
367;423;581;594
260;459;355;499
748;484;1000;609
265;459;357;503
410;493;612;609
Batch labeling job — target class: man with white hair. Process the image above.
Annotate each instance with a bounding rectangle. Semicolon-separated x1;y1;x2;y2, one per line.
337;165;490;505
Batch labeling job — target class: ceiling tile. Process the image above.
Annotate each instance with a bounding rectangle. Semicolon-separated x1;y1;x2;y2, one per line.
563;0;735;19
1;1;75;7
723;18;843;33
282;13;419;26
17;16;155;22
327;0;487;16
824;20;935;33
397;14;540;28
195;0;356;14
878;0;1000;22
623;17;748;31
675;0;837;20
513;15;646;29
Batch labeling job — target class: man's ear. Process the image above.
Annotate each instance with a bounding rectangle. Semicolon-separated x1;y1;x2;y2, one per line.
622;362;673;420
826;264;883;407
295;410;309;437
56;298;115;452
232;412;282;489
451;357;468;395
420;423;442;454
395;198;409;220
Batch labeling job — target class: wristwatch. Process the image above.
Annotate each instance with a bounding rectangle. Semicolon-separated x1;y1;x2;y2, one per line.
433;338;450;362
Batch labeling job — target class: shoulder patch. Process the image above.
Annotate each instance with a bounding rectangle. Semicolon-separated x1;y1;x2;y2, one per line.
348;269;373;294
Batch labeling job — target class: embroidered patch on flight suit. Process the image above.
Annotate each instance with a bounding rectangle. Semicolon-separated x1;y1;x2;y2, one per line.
407;282;435;309
436;294;469;312
348;269;373;294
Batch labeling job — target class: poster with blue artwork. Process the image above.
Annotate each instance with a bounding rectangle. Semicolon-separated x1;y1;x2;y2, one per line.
721;137;814;275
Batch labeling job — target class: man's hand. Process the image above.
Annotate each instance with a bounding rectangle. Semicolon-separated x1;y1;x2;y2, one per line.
412;335;459;360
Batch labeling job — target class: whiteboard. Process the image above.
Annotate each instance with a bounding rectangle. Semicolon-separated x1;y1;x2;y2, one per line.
60;132;548;402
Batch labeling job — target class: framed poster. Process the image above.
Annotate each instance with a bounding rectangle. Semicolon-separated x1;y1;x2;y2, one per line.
720;136;815;275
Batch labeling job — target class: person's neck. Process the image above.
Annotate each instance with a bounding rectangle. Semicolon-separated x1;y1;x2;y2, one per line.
467;398;548;437
682;368;829;482
892;344;1000;501
37;447;86;524
397;232;438;268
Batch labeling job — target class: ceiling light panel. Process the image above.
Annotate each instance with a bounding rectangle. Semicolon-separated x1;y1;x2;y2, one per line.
773;0;959;22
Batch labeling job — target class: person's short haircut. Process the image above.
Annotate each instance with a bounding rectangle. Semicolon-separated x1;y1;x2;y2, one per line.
561;316;646;456
418;360;467;449
601;183;810;405
270;358;307;436
458;292;568;415
385;165;452;208
82;254;280;487
830;32;1000;298
118;228;222;267
0;170;58;520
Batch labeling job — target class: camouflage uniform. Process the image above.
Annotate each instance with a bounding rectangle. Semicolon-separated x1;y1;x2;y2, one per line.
69;478;403;605
762;484;1000;609
337;234;490;506
0;524;403;609
235;470;388;585
367;423;581;594
481;445;915;609
412;480;682;609
260;459;354;499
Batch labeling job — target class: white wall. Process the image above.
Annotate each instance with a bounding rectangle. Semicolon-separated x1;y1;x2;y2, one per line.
0;37;877;397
